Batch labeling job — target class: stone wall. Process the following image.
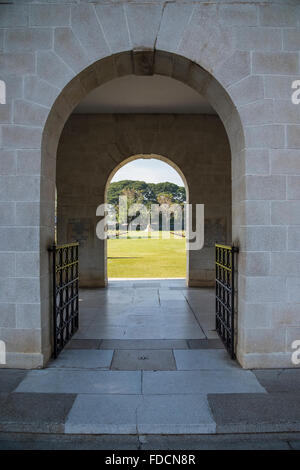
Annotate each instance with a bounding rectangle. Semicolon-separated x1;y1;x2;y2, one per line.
56;114;231;287
0;0;299;369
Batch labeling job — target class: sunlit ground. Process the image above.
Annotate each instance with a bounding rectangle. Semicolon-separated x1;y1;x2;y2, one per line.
107;231;186;278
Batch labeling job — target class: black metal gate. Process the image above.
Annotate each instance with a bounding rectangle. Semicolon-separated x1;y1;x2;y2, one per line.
49;242;79;358
215;243;238;359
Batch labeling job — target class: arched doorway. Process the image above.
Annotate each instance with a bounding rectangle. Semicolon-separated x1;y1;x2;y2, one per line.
41;50;243;367
105;154;189;284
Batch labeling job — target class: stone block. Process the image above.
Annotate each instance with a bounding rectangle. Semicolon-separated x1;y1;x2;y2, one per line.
156;3;194;52
16;303;41;330
143;370;266;394
5;28;52;52
271;149;300;175
288;226;300;250
37;50;73;89
254;369;300;393
0;5;28;27
15;369;142;394
240;200;271;226
287;277;300;302
0;53;35;74
0;203;15;226
208;392;300;434
265;75;300;100
16;252;40;278
228;75;264;106
15;278;40;304
287;125;300;149
137;394;216;434
48;350;113;370
272;201;300;225
274;100;300;124
174;350;238;371
244;125;285;148
94;4;130;53
244;328;286;354
284;29;300;51
0;303;16;331
71;4;110;61
259;5;298;27
244;148;270;175
239;252;270;276
245;175;286;200
17;150;41;176
0;392;76;433
65;394;141;434
239;302;271;329
0;370;27;392
235;27;282;51
0;227;39;252
241;275;287;303
0;253;15;278
215;51;250;87
252;52;298;75
0;278;16;303
2;125;42;149
0;150;16;175
219;4;257;26
240;99;274;125
30;4;70;27
16;202;40;226
240;226;286;252
54;28;89;73
0;74;22;100
24;76;59;108
111;349;176;371
13;100;49;127
287;176;300;200
271;252;300;276
0;103;12;124
0;176;40;202
125;3;163;50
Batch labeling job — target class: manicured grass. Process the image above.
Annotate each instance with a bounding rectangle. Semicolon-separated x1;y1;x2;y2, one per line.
107;231;186;278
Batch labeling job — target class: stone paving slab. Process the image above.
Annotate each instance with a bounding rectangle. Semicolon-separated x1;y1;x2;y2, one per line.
111;350;176;371
66;339;102;349
174;349;239;371
187;339;223;349
100;339;189;349
15;369;141;394
47;350;114;370
65;394;142;434
137;394;216;434
208;393;300;433
254;369;300;393
143;370;267;395
0;370;28;393
0;393;76;433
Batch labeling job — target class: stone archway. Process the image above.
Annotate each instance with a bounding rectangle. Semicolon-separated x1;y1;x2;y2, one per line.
41;50;244;368
103;153;190;285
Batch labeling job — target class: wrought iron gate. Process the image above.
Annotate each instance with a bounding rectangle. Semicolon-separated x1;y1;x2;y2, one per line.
215;243;238;359
49;242;79;358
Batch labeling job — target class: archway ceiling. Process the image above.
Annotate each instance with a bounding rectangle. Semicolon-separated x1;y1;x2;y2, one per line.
73;74;216;115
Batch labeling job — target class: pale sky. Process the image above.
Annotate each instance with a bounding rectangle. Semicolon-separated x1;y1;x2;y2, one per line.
111;158;184;186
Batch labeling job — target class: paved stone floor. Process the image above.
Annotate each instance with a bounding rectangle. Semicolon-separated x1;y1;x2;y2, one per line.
0;280;300;445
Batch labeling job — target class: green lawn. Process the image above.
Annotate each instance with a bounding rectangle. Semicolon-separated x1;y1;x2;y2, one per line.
107;232;186;278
